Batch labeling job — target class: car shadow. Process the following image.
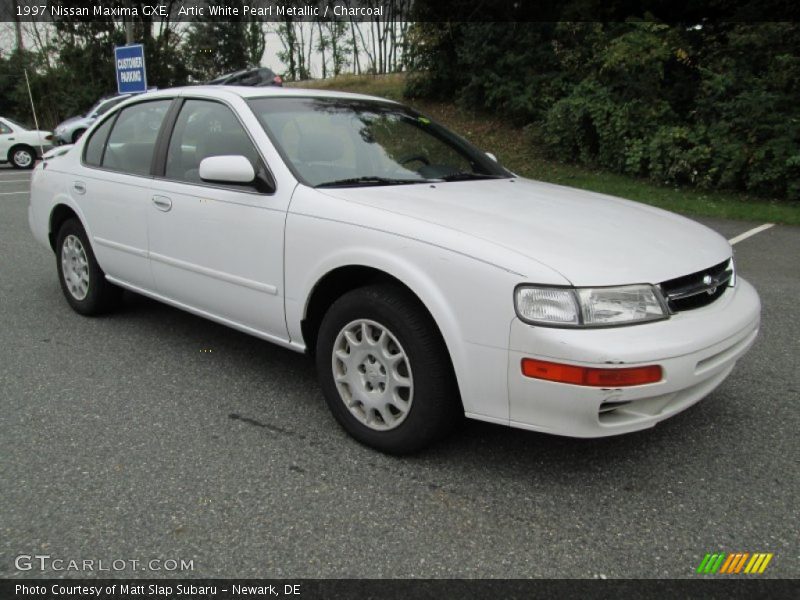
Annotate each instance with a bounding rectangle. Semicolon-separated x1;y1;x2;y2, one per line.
108;289;733;487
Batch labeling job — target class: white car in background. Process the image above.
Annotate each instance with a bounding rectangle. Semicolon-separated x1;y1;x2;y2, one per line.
52;94;132;145
0;117;52;169
27;87;761;453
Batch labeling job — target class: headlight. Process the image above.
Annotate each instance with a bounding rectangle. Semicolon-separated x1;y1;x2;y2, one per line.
515;284;668;328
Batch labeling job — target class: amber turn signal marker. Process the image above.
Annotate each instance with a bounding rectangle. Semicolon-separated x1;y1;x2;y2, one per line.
521;359;662;387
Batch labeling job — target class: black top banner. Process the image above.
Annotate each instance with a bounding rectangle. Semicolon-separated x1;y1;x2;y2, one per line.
2;0;799;23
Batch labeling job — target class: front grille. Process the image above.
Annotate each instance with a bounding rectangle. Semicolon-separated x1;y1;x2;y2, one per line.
659;260;732;312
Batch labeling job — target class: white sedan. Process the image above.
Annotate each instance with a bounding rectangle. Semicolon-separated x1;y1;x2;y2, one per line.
28;86;761;453
1;117;53;169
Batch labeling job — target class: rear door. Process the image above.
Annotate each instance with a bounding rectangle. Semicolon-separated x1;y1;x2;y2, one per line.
76;98;172;290
146;97;290;341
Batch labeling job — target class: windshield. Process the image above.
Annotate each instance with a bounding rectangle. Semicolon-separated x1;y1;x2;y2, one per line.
85;99;104;117
94;96;128;116
247;97;510;187
86;96;127;118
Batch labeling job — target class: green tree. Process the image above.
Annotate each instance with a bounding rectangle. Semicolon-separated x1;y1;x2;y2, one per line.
4;2;190;127
184;0;266;81
405;18;800;200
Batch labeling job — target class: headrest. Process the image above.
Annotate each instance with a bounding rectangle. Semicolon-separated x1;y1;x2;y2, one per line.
197;131;254;163
298;132;343;163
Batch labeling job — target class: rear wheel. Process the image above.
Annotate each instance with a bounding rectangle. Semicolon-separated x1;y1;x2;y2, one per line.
56;218;121;315
9;145;35;169
316;284;460;454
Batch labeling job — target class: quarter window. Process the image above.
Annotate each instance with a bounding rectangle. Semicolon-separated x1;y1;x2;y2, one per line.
0;122;12;134
83;116;115;167
101;100;171;176
164;99;261;188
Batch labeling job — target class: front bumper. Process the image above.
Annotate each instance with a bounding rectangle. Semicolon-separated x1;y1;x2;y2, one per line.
507;277;761;437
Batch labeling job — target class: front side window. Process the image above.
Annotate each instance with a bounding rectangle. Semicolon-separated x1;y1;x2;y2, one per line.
247;97;509;187
164;99;261;188
101;100;171;176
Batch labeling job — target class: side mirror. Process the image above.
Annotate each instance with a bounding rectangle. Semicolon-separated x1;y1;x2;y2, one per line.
199;155;255;184
485;152;498;162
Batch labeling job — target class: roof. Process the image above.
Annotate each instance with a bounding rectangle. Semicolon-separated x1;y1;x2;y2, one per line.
139;85;399;105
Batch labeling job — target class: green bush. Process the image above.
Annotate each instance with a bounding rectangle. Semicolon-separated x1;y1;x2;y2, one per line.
647;126;713;187
405;21;800;201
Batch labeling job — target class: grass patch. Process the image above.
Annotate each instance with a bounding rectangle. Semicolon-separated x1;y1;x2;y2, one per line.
290;72;406;100
289;74;800;226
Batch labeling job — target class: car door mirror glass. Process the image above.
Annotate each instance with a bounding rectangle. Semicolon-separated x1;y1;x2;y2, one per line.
199;155;255;184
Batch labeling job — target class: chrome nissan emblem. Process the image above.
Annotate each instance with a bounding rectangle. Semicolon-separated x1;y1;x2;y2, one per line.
703;274;718;295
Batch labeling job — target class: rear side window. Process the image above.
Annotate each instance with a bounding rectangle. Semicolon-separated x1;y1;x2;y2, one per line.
101;100;171;176
83;117;115;166
164;99;261;188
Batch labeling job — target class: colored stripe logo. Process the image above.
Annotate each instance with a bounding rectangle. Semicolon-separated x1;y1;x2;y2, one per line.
696;552;773;574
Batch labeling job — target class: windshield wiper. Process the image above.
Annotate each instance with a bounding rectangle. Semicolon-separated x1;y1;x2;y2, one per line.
315;176;432;188
440;173;508;182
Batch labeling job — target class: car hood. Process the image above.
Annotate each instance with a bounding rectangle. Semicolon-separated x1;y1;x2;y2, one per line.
319;177;732;286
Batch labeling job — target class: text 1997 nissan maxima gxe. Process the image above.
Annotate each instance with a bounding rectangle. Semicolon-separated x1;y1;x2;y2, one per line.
29;86;761;453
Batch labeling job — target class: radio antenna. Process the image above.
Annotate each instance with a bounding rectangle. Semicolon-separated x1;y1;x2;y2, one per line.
23;68;46;163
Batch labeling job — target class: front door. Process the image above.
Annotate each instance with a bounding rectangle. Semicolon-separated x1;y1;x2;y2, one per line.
147;98;290;341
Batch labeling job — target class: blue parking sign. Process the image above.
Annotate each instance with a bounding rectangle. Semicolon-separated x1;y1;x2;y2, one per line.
114;44;147;94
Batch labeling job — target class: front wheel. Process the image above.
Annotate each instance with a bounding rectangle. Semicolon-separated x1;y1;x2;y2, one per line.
56;218;121;315
316;285;461;454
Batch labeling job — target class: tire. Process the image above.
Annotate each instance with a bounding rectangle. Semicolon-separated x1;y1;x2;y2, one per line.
316;284;461;454
55;218;121;315
9;145;35;169
71;129;86;144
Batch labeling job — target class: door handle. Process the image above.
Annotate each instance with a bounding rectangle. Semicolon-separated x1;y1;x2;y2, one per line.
152;195;172;212
72;181;86;195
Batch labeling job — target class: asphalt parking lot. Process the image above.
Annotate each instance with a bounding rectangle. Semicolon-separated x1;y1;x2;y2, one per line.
1;164;798;579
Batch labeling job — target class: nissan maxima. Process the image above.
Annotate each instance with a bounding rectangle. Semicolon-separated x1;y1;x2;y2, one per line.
28;86;761;453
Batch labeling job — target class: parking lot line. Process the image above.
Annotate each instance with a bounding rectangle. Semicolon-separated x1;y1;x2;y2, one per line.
0;191;28;196
0;179;31;183
728;223;775;245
